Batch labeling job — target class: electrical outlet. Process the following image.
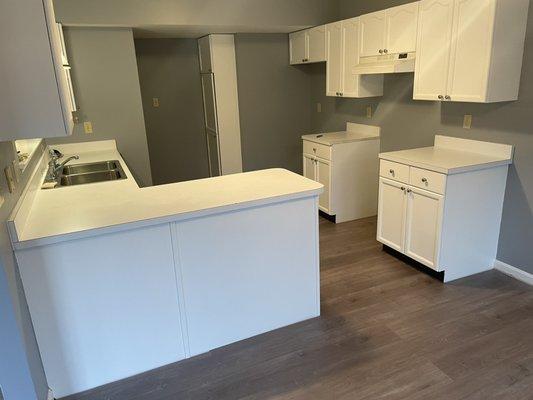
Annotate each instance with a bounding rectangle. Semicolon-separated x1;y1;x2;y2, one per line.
463;114;472;129
152;97;160;108
316;103;322;113
366;106;372;118
84;121;93;134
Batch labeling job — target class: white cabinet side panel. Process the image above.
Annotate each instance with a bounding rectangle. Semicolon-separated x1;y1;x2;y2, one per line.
440;166;508;282
16;224;185;398
174;198;320;356
210;35;243;174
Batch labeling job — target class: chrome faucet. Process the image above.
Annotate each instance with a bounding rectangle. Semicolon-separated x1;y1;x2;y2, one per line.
45;149;79;183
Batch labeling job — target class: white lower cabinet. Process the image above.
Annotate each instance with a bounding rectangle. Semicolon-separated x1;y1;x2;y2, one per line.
378;175;444;271
303;154;331;213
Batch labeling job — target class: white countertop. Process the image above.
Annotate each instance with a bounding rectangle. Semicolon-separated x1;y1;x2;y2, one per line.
302;130;380;146
379;139;513;175
9;142;323;249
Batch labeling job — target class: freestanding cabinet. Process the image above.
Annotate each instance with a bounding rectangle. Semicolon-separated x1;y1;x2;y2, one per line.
377;135;513;282
0;0;75;140
198;35;243;176
303;123;380;223
413;0;530;102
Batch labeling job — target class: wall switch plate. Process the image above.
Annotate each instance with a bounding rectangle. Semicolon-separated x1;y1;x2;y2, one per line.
84;121;93;134
4;165;15;193
152;97;160;107
463;114;472;129
366;106;372;118
316;103;322;113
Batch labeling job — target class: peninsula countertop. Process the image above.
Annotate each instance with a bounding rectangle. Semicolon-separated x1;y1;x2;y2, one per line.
9;141;323;249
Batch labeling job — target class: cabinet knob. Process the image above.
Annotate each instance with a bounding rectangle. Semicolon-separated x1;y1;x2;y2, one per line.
389;169;395;176
384;49;388;54
438;95;444;100
445;95;451;100
340;92;343;97
406;188;412;193
400;186;406;191
313;148;317;152
421;177;428;183
379;49;383;54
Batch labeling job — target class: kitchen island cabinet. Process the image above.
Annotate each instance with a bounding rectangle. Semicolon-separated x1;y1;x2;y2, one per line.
10;141;322;398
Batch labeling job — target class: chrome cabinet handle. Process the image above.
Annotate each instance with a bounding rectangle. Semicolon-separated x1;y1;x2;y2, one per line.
445;95;451;100
384;49;388;54
389;169;395;176
379;49;383;54
406;188;412;193
421;177;428;183
438;95;444;100
400;186;406;192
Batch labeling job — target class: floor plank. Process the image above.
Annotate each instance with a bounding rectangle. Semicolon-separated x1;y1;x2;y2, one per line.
62;217;533;400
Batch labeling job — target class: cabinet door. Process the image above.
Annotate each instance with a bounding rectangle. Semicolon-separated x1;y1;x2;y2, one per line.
326;22;343;96
303;155;316;181
446;0;494;102
404;186;444;270
200;73;218;133
316;159;331;213
385;2;419;54
413;0;455;101
206;130;220;177
290;31;307;64
342;18;360;97
359;10;387;57
377;178;407;252
198;36;212;73
307;26;326;62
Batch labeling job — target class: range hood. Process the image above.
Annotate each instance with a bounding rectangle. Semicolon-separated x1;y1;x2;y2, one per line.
353;53;415;75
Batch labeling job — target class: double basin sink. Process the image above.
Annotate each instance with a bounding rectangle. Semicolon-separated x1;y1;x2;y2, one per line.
58;160;126;187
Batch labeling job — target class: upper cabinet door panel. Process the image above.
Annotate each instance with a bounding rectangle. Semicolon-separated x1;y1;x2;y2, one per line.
386;2;420;54
326;22;343;96
359;10;387;57
413;0;455;100
446;0;495;102
307;26;326;62
342;18;360;97
198;36;212;73
201;74;218;132
290;31;307;64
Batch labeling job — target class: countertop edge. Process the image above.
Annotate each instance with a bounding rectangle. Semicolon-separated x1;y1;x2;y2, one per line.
12;187;323;250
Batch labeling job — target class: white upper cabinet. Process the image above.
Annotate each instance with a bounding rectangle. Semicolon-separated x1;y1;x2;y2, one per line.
414;0;530;103
385;2;420;54
359;3;419;57
307;26;326;63
359;10;387;57
198;36;213;73
327;18;384;98
0;0;74;140
290;26;326;65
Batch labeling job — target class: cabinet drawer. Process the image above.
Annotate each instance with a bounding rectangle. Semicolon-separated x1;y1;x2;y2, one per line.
380;160;409;183
303;140;331;161
409;167;446;194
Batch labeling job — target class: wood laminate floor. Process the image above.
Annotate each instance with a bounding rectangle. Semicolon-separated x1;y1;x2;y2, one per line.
64;217;533;400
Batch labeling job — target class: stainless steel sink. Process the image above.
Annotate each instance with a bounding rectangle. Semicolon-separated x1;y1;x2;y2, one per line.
52;159;127;187
61;160;120;175
59;170;125;186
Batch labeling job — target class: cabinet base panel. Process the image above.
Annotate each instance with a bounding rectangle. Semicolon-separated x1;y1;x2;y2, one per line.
382;245;444;282
319;210;336;223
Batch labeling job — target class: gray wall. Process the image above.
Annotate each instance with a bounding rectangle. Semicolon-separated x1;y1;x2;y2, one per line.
0;141;48;400
235;34;312;173
309;0;533;273
135;39;209;185
47;27;153;187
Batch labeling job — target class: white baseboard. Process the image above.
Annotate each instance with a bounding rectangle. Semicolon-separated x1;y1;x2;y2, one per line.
494;260;533;286
47;388;54;400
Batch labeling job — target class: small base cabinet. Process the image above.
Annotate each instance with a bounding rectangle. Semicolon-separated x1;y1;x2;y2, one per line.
302;124;381;223
377;136;513;282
